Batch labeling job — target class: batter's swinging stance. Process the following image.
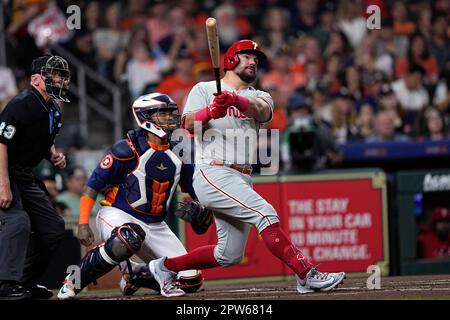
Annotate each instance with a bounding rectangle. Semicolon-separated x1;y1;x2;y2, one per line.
148;40;346;297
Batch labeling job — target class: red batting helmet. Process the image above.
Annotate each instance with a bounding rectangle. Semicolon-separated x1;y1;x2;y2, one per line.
223;39;266;71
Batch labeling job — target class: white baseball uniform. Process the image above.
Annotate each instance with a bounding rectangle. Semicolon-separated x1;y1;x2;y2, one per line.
182;80;280;266
96;206;196;279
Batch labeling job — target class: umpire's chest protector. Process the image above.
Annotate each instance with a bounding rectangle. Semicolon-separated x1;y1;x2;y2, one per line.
121;130;182;218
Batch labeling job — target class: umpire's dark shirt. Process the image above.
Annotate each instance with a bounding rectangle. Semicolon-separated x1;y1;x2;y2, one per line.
0;87;62;171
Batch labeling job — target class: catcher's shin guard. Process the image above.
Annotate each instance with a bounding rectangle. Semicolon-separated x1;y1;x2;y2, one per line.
70;223;145;292
178;271;204;293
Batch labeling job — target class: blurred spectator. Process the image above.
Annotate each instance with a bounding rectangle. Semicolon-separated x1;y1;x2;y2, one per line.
290;0;320;35
337;0;367;49
396;32;439;84
323;30;351;61
6;0;47;70
261;48;304;97
291;36;324;83
146;1;172;48
353;103;375;142
213;2;252;48
322;53;343;94
417;7;432;40
267;87;289;133
392;64;429;112
259;7;291;60
192;61;212;83
0;66;18;111
355;35;393;79
92;2;130;80
417;208;450;260
391;0;416;36
157;50;196;110
416;107;448;141
310;80;331;123
366;110;410;142
428;13;450;73
84;0;101;32
310;0;338;53
377;83;405;134
120;0;147;30
186;25;212;66
281;93;343;171
433;65;450;113
345;65;363;102
322;88;358;144
125;39;171;99
373;18;404;77
178;0;208;26
57;166;87;222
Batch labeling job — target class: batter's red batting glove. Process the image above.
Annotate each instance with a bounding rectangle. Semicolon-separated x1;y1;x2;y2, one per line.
206;102;228;119
194;101;228;125
213;90;250;112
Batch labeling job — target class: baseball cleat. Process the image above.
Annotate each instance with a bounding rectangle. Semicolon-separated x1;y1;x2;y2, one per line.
57;276;77;300
296;267;346;293
149;257;185;298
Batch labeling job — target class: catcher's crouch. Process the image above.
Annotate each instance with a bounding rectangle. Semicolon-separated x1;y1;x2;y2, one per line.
57;93;209;299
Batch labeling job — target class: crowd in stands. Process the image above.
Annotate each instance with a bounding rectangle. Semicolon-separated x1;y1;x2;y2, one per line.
3;0;450;145
1;0;450;174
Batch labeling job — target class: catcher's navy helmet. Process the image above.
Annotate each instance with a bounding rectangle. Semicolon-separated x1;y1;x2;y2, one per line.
132;93;179;138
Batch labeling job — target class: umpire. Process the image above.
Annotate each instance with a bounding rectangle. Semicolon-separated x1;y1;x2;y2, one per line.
0;55;71;300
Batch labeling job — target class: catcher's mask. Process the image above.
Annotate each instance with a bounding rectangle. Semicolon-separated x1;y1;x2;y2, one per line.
32;55;71;102
223;39;266;71
132;93;180;138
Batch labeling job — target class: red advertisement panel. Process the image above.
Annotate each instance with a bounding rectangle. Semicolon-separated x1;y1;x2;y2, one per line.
183;175;387;280
280;178;385;273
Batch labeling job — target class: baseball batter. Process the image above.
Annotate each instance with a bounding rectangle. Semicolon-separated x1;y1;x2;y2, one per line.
148;40;346;297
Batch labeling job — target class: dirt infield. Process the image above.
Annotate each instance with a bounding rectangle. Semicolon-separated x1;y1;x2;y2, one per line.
73;274;450;300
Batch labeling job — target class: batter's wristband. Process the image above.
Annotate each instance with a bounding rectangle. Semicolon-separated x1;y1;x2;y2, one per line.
79;195;95;225
194;107;211;125
234;94;250;113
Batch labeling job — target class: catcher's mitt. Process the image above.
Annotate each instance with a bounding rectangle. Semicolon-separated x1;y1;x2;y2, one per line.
175;200;213;235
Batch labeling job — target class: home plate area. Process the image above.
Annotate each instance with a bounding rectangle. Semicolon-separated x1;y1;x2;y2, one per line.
69;274;450;300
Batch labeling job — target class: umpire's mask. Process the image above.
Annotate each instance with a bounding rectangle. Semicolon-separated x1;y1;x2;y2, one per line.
34;55;71;102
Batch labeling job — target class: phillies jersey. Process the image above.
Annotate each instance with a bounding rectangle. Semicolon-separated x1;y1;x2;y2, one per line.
87;129;195;223
182;80;274;165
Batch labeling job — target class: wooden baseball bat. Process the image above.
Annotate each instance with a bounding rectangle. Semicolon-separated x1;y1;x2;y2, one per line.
205;17;221;94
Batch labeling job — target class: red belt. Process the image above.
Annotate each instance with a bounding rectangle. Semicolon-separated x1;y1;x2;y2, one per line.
210;160;253;175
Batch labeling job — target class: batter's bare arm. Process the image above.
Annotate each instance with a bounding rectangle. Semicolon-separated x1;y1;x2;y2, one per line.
240;97;272;123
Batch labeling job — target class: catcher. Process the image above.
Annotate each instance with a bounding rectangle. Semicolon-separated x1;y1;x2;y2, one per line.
57;93;212;299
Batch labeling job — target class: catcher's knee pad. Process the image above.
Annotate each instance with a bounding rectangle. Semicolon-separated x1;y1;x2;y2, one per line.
178;271;204;293
105;223;146;262
73;223;145;291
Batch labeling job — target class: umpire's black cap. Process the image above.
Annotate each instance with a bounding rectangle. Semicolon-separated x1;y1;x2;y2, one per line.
30;55;52;75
